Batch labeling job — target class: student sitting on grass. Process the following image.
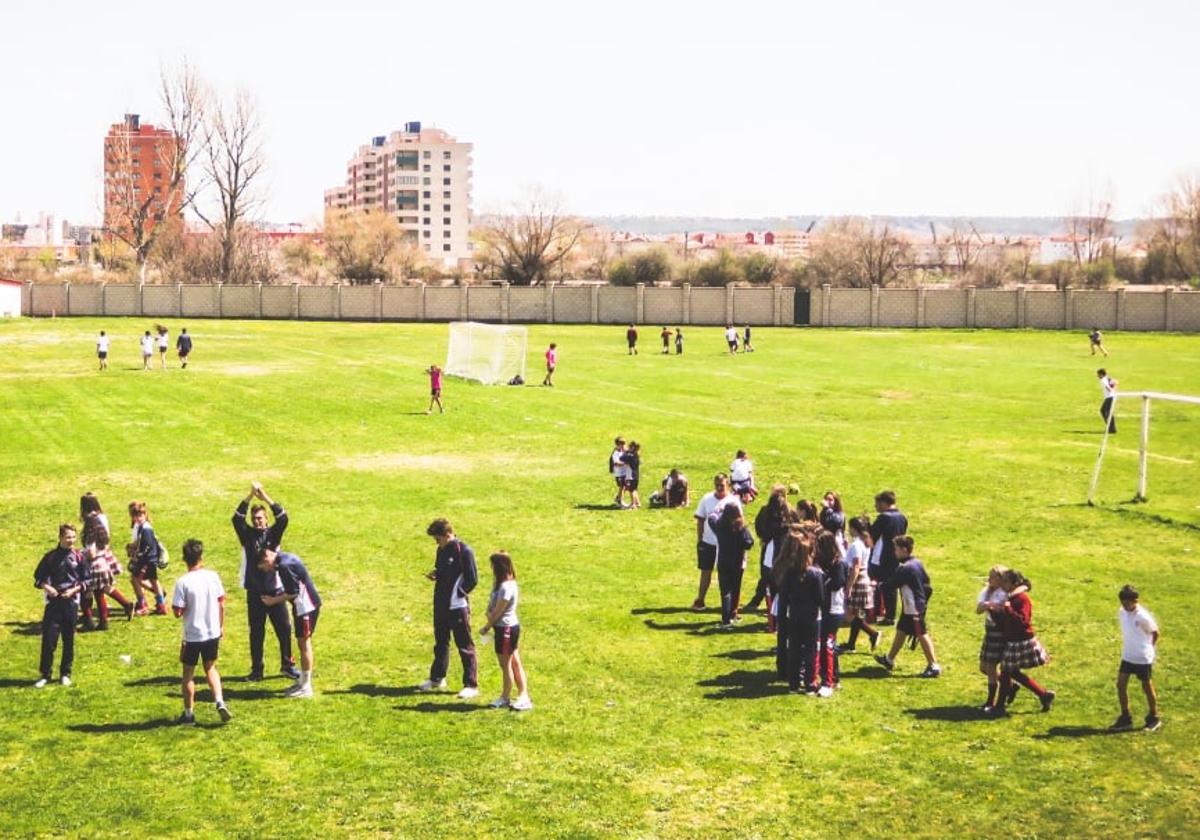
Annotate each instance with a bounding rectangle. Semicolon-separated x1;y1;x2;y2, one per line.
729;449;757;503
874;535;941;678
1111;584;1161;731
478;551;532;711
649;469;689;508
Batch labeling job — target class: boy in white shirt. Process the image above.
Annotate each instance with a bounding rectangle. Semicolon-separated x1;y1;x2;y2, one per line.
1097;368;1118;433
171;539;232;724
610;437;630;508
140;331;154;371
96;330;110;371
1112;584;1160;732
691;474;742;611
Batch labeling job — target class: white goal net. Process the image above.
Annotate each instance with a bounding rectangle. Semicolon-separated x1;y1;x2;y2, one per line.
1088;391;1200;507
445;321;528;385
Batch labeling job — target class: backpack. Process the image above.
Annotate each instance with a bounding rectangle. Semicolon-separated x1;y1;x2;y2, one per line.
154;538;170;570
507;375;524;386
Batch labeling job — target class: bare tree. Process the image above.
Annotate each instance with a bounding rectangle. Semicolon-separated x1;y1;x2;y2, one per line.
324;211;403;284
1151;174;1200;280
855;220;912;287
193;90;266;283
946;220;987;274
474;190;586;285
805;217;912;288
103;62;206;280
1064;191;1114;266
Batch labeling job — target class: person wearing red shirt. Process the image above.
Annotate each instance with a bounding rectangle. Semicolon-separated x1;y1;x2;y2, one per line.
987;569;1055;716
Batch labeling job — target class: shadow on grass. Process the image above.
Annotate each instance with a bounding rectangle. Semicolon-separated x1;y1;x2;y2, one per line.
1104;506;1200;534
905;705;992;722
574;503;623;511
125;675;178;687
1033;725;1123;740
216;687;285;701
1063;430;1105;435
327;683;423;699
698;669;790;700
837;663;894;680
69;718;183;733
393;701;487;714
2;621;42;637
0;677;39;688
631;606;711;616
712;648;775;661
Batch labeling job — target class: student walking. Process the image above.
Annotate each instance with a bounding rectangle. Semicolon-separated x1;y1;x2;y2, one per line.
874;536;941;677
33;524;89;687
127;501;167;615
427;364;445;414
1098;368;1118;433
626;324;639;355
478;551;532;711
1112;584;1161;731
977;565;1011;712
140;331;154;370
542;343;557;386
80;519;133;629
1089;328;1108;357
155;325;170;369
171;539;231;724
257;547;321;698
711;504;754;629
724;325;739;354
660;326;672;354
869;490;908;624
231;483;298;681
96;330;110;371
840;516;879;652
176;328;193;368
742;324;754;352
987;569;1055;716
418;518;480;699
674;327;684;355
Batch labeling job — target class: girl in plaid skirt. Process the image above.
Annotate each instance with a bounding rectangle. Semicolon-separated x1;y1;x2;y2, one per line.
81;521;133;630
988;569;1055;716
840;516;879;652
976;565;1010;712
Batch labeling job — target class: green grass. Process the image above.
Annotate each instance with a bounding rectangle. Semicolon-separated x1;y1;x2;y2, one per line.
0;317;1198;839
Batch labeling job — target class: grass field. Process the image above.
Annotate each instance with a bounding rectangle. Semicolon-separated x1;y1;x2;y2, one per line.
1;317;1198;839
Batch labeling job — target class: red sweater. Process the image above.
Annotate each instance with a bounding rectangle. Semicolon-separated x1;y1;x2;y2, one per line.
996;592;1036;641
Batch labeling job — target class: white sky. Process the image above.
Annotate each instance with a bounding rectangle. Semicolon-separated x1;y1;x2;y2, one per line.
1;0;1197;225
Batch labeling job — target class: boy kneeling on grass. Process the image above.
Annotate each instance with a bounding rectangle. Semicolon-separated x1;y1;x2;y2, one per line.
1112;584;1161;732
874;535;941;678
172;539;231;724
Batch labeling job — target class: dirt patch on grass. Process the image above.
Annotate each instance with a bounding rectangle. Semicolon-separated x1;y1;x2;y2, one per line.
880;390;913;401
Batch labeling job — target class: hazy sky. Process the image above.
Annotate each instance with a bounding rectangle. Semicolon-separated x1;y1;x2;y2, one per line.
2;0;1197;225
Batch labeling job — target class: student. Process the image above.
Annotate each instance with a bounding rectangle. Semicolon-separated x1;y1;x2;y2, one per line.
258;547;321;698
478;552;532;711
819;490;846;552
155;324;170;369
840;516;879;652
231;483;298;681
1089;327;1108;357
626;324;638;355
620;441;642;509
869;490;908;624
33;524;89;687
1112;584;1160;731
96;330;110;371
176;328;193;368
80;520;133;629
816;529;847;696
724;325;739;354
418;518;480;699
729;449;757;503
742;324;754;352
674;327;684;355
140;330;154;370
744;485;789;618
977;565;1011;712
774;526;824;693
650;468;689;508
542;343;557;386
171;539;231;724
609;437;631;508
127;501;167;615
692;474;742;611
660;326;672;354
427;364;445;414
710;503;754;628
874;535;941;677
987;569;1055;716
1097;368;1118;433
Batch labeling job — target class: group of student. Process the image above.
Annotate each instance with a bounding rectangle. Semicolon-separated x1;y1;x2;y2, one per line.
96;325;193;371
623;324;756;355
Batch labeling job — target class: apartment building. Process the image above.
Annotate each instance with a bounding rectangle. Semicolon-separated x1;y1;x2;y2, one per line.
324;122;473;267
102;114;183;238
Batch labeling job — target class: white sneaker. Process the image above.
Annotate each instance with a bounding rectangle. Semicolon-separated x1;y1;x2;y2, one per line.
34;678;48;688
488;696;510;709
283;681;303;696
289;684;314;699
817;685;834;698
456;686;479;700
510;695;534;711
417;678;447;692
61;676;72;687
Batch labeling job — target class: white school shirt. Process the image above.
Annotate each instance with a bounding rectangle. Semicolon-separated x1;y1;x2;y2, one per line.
694;492;742;545
1100;376;1117;398
725;327;737;343
157;331;169;349
978;586;1007;626
846;538;869;577
172;568;225;643
140;335;154;355
1119;605;1158;664
611;448;630;480
97;335;110;353
488;580;520;627
730;458;753;483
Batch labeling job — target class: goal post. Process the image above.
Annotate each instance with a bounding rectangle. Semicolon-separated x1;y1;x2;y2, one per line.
444;321;528;385
1087;391;1200;505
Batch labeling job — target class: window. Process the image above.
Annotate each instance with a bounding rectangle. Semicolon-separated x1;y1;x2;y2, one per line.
423;164;431;173
442;178;451;185
423;150;431;159
443;150;451;159
395;151;419;170
423;218;431;225
443;230;451;238
423;204;430;212
423;191;431;198
443;164;451;172
423;177;431;185
443;204;451;212
395;190;418;209
443;218;451;225
423;230;431;238
399;216;418;224
443;244;451;251
443;191;451;199
424;244;431;252
396;175;418;185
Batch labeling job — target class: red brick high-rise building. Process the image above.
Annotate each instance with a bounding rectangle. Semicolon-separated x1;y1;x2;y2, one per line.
102;113;184;243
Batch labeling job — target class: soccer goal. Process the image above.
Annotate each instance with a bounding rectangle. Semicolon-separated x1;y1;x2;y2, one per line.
445;321;528;385
1087;391;1200;505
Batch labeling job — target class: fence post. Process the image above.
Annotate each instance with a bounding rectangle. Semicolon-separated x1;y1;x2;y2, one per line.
589;284;599;323
1016;286;1027;328
772;284;782;326
376;281;384;321
100;282;107;317
64;282;71;316
292;282;301;319
724;283;735;325
870;285;880;327
1116;287;1126;331
545;282;555;324
916;287;927;328
419;284;427;321
1164;287;1175;331
682;283;692;325
636;283;646;323
336;283;344;321
500;283;511;324
257;283;264;319
821;284;832;327
137;282;145;316
216;282;224;318
176;283;184;317
1063;288;1074;330
966;286;977;328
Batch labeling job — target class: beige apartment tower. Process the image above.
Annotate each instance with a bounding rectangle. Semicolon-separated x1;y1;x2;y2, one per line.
324;122;473;268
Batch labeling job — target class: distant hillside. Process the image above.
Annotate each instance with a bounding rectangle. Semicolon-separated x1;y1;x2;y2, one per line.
587;215;1145;239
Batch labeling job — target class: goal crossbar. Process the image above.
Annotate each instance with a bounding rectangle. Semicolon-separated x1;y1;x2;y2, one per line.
1087;391;1200;505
